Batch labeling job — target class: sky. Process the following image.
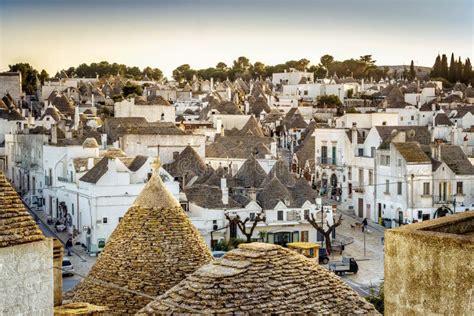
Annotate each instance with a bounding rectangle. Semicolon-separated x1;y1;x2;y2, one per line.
0;0;472;78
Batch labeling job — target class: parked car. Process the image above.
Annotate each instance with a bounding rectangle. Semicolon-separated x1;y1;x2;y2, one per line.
329;257;358;275
319;248;330;264
62;257;74;276
212;251;226;258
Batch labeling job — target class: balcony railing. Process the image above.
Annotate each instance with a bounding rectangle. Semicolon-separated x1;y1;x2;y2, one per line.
317;157;337;165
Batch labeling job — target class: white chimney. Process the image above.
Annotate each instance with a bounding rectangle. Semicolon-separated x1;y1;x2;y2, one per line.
244;101;250;114
210;78;214;92
91;94;95;108
216;118;222;134
51;125;58;144
107;158;116;173
221;178;228;205
87;157;94;170
73;106;80;130
101;134;107;149
271;141;277;158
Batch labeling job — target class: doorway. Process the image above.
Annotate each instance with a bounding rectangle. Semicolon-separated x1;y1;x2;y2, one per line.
358;198;364;218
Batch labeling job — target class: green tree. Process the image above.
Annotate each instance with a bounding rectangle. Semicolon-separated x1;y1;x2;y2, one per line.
142;67;163;81
448;53;456;83
8;63;39;95
172;64;196;83
462;58;472;84
232;56;251;72
317;94;342;107
366;282;384;314
409;60;416;81
216;62;228;70
39;69;49;83
431;54;441;78
122;82;143;97
252;61;266;79
440;54;449;79
456;57;463;83
320;54;334;69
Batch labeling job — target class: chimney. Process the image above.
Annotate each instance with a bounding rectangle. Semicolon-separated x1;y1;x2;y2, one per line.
91;93;95;107
87;157;94;170
101;133;107;149
215;118;222;133
220;125;225;137
51;125;58;144
73;106;80;130
271;141;277;158
210;77;214;92
351;123;358;156
221;178;228;205
107;158;116;173
52;238;63;306
65;130;72;139
244;101;250;114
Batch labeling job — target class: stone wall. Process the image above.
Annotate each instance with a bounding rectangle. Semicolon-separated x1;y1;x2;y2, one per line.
0;72;22;103
385;212;474;315
0;238;54;315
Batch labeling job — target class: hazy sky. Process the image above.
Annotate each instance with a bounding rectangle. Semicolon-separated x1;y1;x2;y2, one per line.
0;0;472;77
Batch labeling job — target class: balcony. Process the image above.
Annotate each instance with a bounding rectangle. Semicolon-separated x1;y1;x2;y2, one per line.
317;157;337;166
353;186;365;193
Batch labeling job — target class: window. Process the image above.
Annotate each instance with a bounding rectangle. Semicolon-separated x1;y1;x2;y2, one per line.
380;155;391;166
411;115;415;120
423;183;430;195
368;170;373;185
304;209;310;219
359;169;364;185
277;211;284;221
103;217;108;224
321;146;327;163
348;167;352;180
418;210;423;220
249;212;256;222
385;180;390;194
371;147;376;158
301;231;309;242
397;182;402;195
71;203;74;216
332;146;337;164
400;116;404;121
456;182;463;194
304;90;308;96
358;148;364;156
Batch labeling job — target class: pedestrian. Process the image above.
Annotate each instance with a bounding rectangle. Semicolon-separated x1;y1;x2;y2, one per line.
66;237;73;256
362;218;368;232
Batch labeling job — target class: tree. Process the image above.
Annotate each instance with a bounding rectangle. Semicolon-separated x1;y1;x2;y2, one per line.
38;69;49;85
320;54;334;69
122;82;142;97
317;94;342;107
142;67;163;81
456;57;463;83
440;54;449;79
252;61;266;79
307;213;343;254
462;58;472;84
225;212;266;243
216;62;228;70
448;53;456;83
232;56;251;72
8;63;39;95
431;54;441;78
366;282;384;313
409;60;416;81
172;64;195;83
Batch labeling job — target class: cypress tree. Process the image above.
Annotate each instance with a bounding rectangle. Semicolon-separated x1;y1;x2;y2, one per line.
441;54;449;80
431;54;441;77
463;58;472;84
448;53;456;83
409;60;416;81
456;57;463;83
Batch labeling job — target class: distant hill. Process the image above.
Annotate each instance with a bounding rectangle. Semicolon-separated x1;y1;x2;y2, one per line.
378;65;432;79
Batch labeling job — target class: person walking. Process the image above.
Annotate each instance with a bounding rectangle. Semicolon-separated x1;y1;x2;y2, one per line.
362;218;368;232
65;237;73;256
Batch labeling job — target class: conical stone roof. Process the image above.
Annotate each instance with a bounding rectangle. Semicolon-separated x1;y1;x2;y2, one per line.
138;243;379;314
262;159;296;187
233;155;267;188
0;173;45;247
235;116;265;137
68;161;212;314
257;176;292;209
163;145;208;179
